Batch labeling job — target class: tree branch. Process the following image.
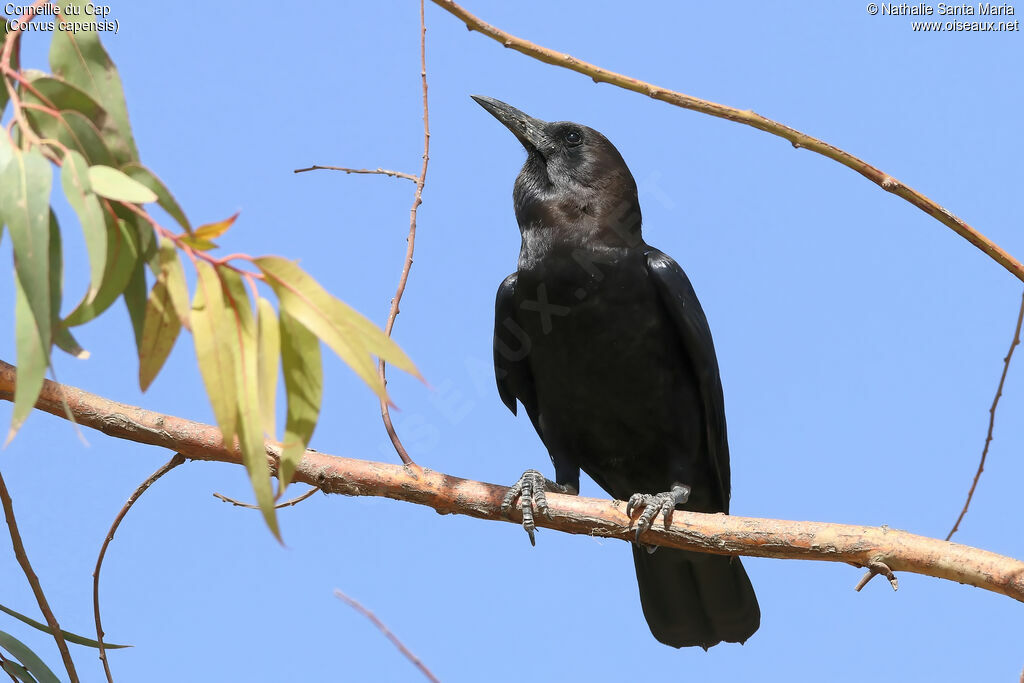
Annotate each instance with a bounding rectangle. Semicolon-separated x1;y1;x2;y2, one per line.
0;468;79;682
1;358;1022;604
334;590;440;683
429;0;1024;284
378;0;432;466
93;453;186;683
291;166;419;182
946;290;1024;541
212;486;318;510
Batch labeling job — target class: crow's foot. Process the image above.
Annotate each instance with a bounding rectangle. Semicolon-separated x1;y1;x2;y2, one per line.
502;469;572;546
626;484;692;545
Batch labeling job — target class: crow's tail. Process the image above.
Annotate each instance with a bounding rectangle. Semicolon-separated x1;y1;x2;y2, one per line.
632;545;760;649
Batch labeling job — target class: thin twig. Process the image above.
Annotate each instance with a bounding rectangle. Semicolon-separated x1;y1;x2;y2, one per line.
292;165;418;182
378;0;432;465
334;590;440;683
212;486;318;509
2;359;1023;604
946;291;1024;541
854;560;899;592
93;453;186;683
429;0;1024;284
0;469;79;682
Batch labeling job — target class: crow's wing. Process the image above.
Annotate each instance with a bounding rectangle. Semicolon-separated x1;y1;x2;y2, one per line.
493;274;542;432
645;248;731;511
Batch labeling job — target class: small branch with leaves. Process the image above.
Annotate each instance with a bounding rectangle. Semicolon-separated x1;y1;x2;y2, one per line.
0;0;421;538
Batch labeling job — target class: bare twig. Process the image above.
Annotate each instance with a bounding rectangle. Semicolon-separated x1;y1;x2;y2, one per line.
854;560;899;592
378;0;432;465
292;165;418;182
212;486;318;509
334;590;440;683
0;469;79;682
2;360;1023;604
946;291;1024;541
429;0;1024;284
93;453;186;683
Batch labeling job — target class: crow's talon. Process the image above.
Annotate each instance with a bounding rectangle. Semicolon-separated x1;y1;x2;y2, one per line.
502;469;565;546
626;485;691;544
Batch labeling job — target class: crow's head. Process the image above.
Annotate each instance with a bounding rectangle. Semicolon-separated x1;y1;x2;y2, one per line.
473;95;642;247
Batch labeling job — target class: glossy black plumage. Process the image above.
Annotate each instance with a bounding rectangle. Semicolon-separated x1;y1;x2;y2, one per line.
477;95;760;649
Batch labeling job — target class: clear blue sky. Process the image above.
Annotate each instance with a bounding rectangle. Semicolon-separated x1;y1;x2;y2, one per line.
2;2;1023;680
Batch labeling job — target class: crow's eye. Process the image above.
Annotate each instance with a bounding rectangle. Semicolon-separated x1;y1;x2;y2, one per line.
564;129;582;145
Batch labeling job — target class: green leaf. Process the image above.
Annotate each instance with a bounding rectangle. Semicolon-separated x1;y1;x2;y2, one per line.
63;215;138;326
53;323;89;359
111;204;157;271
60;149;107;301
0;17;19;116
123;256;147;351
279;308;321;489
121;163;191;233
256;298;279;440
193;212;238;241
191;261;237;447
46;209;63;345
0;603;129;650
21;71;108;129
7;272;47;445
49;6;138;164
0;659;37;683
0;130;14;176
254;256;420;401
219;267;279;539
24;108;115;167
87;165;158;204
138;278;181;391
0;631;58;683
1;147;53;352
156;238;190;330
179;235;217;251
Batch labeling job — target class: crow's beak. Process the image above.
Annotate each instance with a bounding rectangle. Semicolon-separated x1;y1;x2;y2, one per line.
472;95;548;153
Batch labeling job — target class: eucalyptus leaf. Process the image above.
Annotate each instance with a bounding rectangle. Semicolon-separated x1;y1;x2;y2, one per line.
122;163;192;233
192;261;237;446
255;256;420;401
50;5;138;164
279;308;322;489
0;631;57;683
60;149;107;301
1;147;53;352
219;267;279;539
88;165;158;204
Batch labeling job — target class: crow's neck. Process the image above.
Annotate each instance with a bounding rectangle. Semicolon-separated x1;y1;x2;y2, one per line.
516;197;644;271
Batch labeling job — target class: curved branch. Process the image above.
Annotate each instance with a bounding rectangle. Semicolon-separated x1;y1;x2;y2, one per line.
93;453;186;683
947;290;1024;541
212;486;318;510
1;358;1023;604
378;0;433;465
429;0;1024;284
